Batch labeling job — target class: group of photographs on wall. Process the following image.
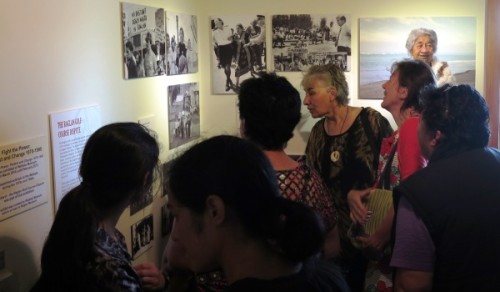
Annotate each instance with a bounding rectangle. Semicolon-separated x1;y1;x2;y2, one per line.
121;3;477;99
128;160;173;259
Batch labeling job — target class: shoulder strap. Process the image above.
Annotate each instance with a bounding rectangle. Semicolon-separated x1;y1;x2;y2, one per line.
360;108;380;170
377;141;398;189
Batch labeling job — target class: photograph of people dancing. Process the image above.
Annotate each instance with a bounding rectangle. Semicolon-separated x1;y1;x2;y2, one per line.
211;15;266;94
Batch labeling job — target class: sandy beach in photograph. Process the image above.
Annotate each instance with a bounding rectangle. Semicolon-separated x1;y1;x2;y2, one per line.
359;70;476;100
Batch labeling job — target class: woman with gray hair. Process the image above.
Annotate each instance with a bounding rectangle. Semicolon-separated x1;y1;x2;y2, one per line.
406;28;455;86
302;64;393;292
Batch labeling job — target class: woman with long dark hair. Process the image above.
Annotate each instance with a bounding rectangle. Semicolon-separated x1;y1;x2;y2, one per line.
31;122;160;292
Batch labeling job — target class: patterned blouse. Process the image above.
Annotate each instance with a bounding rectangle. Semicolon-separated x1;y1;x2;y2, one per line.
305;107;393;257
88;227;142;292
276;162;337;230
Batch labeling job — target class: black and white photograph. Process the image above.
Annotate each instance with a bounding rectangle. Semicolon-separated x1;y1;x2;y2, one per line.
359;17;476;99
211;15;266;94
166;11;198;75
272;14;351;72
129;188;153;216
168;82;200;149
130;214;154;259
122;3;166;79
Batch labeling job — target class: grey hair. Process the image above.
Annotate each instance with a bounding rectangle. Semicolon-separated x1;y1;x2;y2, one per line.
405;28;438;54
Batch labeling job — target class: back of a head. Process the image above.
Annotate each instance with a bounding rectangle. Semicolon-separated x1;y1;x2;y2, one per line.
302;64;349;105
238;73;301;150
169;135;325;263
392;59;436;113
35;122;159;291
420;84;490;160
80;122;160;210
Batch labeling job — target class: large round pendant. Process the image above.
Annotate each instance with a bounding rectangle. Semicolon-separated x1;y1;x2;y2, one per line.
330;150;340;162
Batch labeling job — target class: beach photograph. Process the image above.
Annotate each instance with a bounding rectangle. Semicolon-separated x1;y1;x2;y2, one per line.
359;17;476;99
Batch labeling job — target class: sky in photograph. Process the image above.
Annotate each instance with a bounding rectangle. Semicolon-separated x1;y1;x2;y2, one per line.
360;17;476;55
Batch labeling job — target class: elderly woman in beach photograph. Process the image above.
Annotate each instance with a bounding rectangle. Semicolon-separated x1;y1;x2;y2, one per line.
406;27;456;86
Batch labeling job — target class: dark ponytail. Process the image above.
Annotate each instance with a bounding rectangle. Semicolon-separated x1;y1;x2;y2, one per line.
33;185;101;291
264;198;325;263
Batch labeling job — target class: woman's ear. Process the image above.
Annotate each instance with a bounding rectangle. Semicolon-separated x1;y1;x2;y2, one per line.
328;86;337;102
205;195;226;225
398;86;409;100
431;130;443;147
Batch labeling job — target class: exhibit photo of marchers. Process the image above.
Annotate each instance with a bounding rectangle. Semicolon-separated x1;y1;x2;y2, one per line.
166;11;198;75
272;14;351;72
122;3;167;79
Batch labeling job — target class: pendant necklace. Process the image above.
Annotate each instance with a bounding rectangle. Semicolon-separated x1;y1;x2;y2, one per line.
330;106;349;162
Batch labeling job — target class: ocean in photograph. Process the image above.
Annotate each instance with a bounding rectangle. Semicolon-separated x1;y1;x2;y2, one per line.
360;53;476;85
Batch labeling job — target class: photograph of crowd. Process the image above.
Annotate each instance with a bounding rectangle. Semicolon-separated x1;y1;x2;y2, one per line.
359;17;476;99
168;82;200;149
122;3;167;79
166;11;198;75
272;14;351;72
130;215;154;259
211;15;266;94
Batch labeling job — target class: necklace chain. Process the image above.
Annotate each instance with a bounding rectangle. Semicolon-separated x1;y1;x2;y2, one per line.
338;106;349;134
329;106;349;162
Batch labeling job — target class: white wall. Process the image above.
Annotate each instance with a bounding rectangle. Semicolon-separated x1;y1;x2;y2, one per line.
0;0;485;290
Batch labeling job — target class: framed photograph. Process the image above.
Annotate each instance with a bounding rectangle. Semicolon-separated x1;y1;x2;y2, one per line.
130;214;154;259
166;11;198;75
122;3;166;79
272;14;351;72
210;15;266;94
168;82;200;149
359;17;476;99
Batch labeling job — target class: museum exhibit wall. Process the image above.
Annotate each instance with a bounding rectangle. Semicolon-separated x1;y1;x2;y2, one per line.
0;0;486;290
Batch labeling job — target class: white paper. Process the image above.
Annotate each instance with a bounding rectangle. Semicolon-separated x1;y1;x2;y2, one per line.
0;136;49;221
49;105;101;209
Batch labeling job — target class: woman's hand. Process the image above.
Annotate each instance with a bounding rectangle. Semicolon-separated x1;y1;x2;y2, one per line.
134;262;166;291
347;188;372;224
